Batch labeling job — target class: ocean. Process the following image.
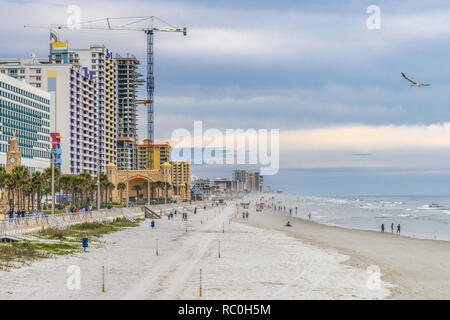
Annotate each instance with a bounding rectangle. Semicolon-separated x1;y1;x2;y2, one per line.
269;195;450;241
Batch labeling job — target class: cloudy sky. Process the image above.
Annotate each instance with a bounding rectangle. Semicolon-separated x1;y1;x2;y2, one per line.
2;0;450;195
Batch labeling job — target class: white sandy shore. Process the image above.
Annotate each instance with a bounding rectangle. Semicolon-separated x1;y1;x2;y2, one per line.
0;202;393;300
245;202;450;300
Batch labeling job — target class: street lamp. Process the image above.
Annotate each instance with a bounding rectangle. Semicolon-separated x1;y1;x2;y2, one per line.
97;156;100;211
164;168;167;204
161;162;171;204
51;151;55;215
147;171;151;206
126;167;129;208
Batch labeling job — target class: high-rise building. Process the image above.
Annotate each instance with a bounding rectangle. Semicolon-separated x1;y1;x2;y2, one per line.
0;59;99;176
0;73;51;173
248;171;263;192
115;55;143;170
171;160;191;188
1;38;119;175
151;142;171;170
137;139;151;170
65;45;118;173
232;169;248;192
137;140;171;171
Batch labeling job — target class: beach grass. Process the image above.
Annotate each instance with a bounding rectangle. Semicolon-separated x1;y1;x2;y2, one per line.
38;217;142;241
0;240;76;270
0;217;143;270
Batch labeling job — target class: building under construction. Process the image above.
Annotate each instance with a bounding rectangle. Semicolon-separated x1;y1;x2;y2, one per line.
115;54;144;170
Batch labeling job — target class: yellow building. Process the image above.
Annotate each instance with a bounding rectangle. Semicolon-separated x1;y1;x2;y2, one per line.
171;160;191;186
151;142;171;170
137;139;151;170
135;140;192;201
137;140;172;170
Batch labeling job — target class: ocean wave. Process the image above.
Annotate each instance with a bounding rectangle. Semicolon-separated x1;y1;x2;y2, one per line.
416;204;441;210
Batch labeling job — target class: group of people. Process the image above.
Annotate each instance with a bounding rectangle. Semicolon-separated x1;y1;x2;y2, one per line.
5;209;35;219
381;223;401;235
242;211;249;219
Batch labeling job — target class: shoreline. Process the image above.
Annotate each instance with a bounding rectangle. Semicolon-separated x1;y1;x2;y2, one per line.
241;205;450;299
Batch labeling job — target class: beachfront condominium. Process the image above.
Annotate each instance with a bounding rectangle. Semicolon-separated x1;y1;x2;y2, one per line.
0;58;99;176
137;140;171;170
115;55;144;171
248;171;263;192
137;139;151;170
58;44;118;173
151;142;171;170
0;38;119;175
171;160;191;189
0;73;51;172
232;169;248;192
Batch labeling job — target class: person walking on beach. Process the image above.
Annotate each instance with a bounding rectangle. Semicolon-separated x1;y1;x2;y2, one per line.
243;212;245;219
397;224;401;235
381;224;385;233
246;212;249;219
308;212;311;220
391;223;394;234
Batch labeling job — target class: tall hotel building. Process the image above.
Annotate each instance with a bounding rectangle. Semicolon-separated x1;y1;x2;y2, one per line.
53;44;118;173
0;39;118;175
0;73;51;172
114;55;143;170
0;58;99;175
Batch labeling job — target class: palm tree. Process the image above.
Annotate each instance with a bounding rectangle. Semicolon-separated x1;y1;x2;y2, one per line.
78;172;92;208
106;182;115;204
117;182;125;205
12;166;30;210
31;171;45;210
0;166;6;202
132;184;142;201
99;173;109;207
4;173;16;210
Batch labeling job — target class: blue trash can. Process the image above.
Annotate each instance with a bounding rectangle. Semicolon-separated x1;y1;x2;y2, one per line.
82;238;88;251
151;221;155;228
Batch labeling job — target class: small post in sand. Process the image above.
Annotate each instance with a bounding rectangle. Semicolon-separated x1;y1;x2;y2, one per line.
199;268;203;297
218;240;221;259
102;266;105;292
222;222;224;233
156;238;159;256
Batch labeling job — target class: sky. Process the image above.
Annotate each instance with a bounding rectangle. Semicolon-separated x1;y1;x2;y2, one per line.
2;0;450;195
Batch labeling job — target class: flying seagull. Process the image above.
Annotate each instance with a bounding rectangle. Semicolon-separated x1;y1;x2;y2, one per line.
401;72;430;87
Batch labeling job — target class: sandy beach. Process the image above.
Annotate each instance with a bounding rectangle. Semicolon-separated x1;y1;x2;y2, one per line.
0;202;397;300
246;204;450;299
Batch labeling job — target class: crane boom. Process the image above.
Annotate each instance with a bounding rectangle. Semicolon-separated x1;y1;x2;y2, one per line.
24;16;187;150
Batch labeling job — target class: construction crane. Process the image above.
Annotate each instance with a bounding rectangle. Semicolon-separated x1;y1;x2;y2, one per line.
25;16;187;145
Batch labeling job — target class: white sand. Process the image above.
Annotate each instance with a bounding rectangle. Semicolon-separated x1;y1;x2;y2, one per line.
0;203;392;300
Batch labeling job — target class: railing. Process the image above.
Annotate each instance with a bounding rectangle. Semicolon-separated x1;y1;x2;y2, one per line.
0;207;144;239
